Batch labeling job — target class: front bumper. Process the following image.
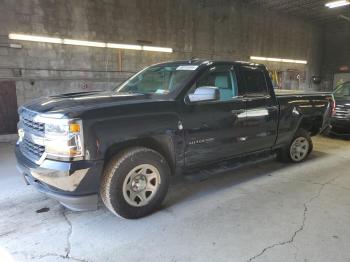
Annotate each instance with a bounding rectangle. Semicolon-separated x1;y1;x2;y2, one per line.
15;146;104;211
330;118;350;135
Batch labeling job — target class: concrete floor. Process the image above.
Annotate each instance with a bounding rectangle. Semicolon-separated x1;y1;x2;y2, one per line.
0;136;350;262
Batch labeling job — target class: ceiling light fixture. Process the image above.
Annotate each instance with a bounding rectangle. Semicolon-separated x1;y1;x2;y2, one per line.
325;0;350;8
106;43;142;50
8;33;173;53
9;33;62;44
142;46;173;53
250;56;307;64
63;39;106;47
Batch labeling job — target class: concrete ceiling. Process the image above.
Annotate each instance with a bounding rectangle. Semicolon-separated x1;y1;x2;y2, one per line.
248;0;350;24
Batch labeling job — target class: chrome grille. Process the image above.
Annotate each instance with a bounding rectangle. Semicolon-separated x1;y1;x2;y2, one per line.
21;108;45;135
19;107;46;163
334;106;350;119
20;138;45;162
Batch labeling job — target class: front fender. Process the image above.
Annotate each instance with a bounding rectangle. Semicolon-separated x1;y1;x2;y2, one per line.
85;112;184;171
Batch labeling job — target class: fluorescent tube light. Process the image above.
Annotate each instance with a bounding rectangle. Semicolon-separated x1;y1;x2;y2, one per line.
9;33;62;44
106;43;142;50
281;59;296;63
293;60;308;64
250;56;267;61
63;39;106;47
9;33;174;53
325;0;350;8
266;57;282;62
250;56;307;65
142;46;173;53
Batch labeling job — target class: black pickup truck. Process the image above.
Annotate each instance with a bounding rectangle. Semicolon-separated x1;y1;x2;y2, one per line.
15;60;334;218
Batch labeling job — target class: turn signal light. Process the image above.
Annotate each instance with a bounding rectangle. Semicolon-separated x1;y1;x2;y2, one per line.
332;102;336;116
69;123;81;133
331;97;336;116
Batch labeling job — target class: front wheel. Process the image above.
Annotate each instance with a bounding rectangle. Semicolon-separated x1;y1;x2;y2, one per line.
277;128;313;163
100;147;170;219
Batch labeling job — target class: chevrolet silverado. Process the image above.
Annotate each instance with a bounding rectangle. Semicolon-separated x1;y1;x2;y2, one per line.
15;60;334;218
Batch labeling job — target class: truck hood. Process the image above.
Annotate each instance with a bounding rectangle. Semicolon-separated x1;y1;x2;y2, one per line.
22;90;157;116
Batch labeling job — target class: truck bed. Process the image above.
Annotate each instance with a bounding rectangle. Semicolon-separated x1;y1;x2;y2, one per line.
275;89;331;97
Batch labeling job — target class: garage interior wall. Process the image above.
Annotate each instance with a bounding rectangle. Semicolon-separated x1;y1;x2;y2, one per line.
321;20;350;90
0;0;324;107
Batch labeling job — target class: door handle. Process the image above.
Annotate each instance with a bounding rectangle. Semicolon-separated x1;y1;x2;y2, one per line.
231;109;245;115
266;106;278;111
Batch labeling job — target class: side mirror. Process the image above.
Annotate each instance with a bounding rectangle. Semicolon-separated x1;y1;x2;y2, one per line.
187;86;220;103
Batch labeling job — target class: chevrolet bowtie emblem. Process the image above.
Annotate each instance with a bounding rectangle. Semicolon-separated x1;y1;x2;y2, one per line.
18;128;25;142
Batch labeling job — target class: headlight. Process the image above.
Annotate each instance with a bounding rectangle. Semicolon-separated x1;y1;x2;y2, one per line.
43;118;84;158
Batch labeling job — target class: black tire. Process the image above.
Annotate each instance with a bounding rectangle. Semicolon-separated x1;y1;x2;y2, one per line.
277;128;313;163
100;147;170;219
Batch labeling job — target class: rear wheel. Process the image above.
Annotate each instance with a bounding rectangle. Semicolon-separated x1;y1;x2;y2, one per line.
101;147;170;219
277;128;313;163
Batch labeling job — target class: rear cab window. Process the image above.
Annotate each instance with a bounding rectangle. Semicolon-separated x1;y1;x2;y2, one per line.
240;66;269;98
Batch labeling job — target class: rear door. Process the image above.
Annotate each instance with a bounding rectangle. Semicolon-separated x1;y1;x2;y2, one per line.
239;65;278;152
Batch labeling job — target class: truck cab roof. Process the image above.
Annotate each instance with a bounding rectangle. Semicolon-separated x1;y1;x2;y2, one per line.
152;59;266;69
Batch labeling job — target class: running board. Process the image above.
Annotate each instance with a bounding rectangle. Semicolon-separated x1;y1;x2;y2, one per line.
184;152;276;182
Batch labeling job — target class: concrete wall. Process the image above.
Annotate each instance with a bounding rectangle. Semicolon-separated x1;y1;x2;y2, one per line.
321;21;350;91
0;0;323;106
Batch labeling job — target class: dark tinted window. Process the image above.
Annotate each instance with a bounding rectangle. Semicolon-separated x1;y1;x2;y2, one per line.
242;66;268;97
334;82;350;97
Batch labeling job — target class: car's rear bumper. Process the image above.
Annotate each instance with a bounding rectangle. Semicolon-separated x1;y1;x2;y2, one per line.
15;145;104;211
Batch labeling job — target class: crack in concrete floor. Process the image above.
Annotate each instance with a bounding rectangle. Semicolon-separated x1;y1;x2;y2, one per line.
32;207;90;262
61;207;72;258
246;174;342;262
36;253;90;262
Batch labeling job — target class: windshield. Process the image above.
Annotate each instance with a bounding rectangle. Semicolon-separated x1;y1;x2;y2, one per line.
115;64;198;95
334;82;350;97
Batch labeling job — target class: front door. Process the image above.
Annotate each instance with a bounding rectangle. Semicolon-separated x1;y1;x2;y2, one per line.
181;64;247;167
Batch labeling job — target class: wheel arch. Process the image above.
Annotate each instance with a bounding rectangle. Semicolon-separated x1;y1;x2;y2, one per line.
297;115;324;136
103;136;176;175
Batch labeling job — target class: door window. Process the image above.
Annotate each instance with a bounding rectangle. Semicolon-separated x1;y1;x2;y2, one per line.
193;66;239;101
241;66;269;97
